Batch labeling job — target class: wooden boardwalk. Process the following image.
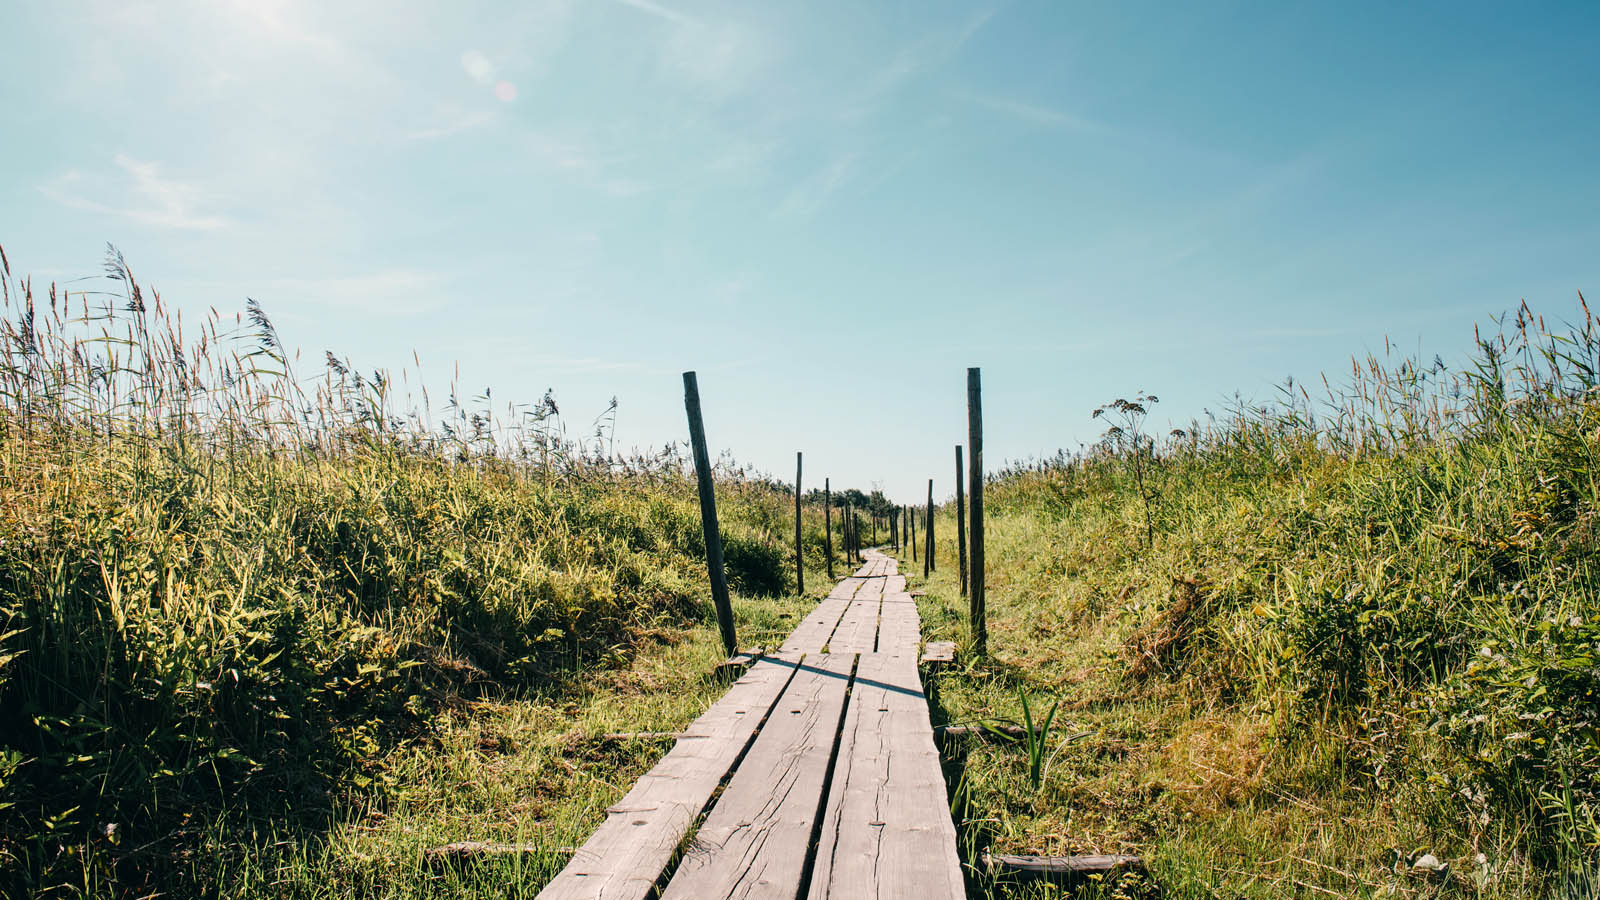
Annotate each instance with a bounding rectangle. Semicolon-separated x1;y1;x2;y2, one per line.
538;550;964;900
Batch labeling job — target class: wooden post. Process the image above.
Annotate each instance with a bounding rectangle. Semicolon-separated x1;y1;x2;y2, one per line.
924;478;933;577
794;452;804;596
824;478;834;579
843;504;851;564
968;367;986;655
956;445;967;597
909;503;917;563
682;371;737;656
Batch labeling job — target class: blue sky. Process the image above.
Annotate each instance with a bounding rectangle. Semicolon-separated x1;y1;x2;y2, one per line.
3;0;1597;502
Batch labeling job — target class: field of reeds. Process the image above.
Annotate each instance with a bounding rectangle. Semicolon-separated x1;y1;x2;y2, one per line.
0;246;849;898
906;299;1600;898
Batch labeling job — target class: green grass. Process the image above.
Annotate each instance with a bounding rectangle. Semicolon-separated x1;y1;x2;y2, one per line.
7;244;1596;899
903;304;1600;898
0;247;849;898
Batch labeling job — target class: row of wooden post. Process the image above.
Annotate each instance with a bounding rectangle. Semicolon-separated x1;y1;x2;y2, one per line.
682;367;986;659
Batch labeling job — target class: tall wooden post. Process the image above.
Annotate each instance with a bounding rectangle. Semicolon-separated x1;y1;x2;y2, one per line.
824;478;834;579
968;367;986;655
924;479;933;577
794;452;804;596
956;445;968;597
909;503;917;563
683;371;736;656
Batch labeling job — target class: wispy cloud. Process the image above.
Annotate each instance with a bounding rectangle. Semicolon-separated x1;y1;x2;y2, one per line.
404;109;497;141
614;0;696;26
39;155;231;230
961;91;1110;134
257;269;449;318
775;154;858;219
518;131;653;197
846;7;996;118
661;20;766;90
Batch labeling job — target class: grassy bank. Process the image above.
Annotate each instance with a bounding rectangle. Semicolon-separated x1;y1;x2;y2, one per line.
907;303;1599;898
0;249;845;898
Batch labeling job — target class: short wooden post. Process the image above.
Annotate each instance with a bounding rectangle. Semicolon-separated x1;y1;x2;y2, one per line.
956;445;968;597
968;367;986;655
924;478;933;577
794;452;804;596
824;478;834;579
682;371;737;656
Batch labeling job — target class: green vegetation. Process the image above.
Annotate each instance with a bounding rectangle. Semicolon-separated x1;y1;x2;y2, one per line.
0;248;842;898
911;302;1600;897
7;242;1596;899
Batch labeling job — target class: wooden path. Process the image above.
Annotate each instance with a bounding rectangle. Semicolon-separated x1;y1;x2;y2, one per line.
537;550;964;900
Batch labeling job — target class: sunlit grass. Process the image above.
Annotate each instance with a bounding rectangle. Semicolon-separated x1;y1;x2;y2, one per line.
905;299;1599;898
0;246;842;898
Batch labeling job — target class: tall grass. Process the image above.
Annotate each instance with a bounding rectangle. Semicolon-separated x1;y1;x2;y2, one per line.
951;298;1599;895
0;246;830;897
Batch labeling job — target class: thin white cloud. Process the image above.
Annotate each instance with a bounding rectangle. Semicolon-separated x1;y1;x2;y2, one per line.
518;131;651;197
604;178;653;197
962;91;1110;134
847;7;996;118
524;132;606;171
614;0;697;26
775;154;858;219
259;269;448;318
661;20;765;89
38;155;231;230
404;109;497;141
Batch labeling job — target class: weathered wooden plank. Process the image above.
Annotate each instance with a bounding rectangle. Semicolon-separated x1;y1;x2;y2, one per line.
831;576;866;599
983;850;1144;885
874;593;922;657
807;650;963;900
661;653;857;900
783;577;860;654
536;653;805;900
920;640;957;667
826;577;883;653
782;598;850;654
